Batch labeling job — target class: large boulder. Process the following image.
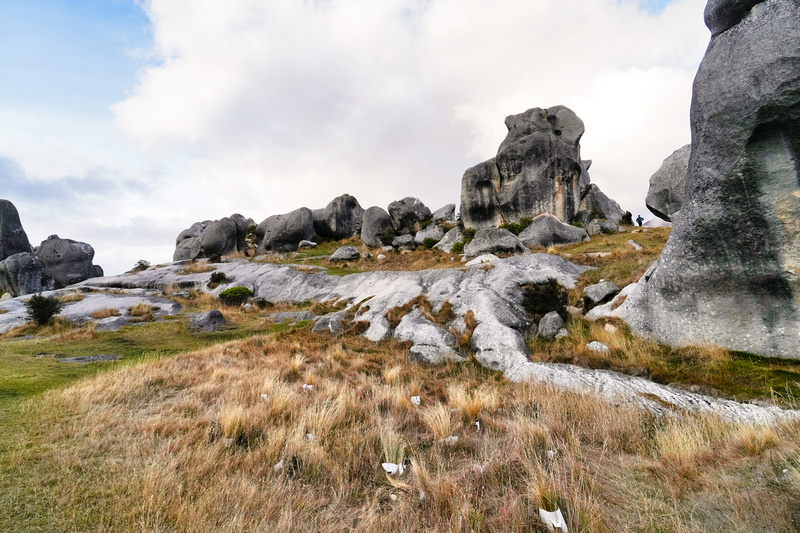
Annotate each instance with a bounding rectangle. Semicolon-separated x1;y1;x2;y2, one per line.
0;200;32;260
464;228;527;259
173;214;248;261
312;194;364;240
414;225;445;245
432;204;456;223
645;144;691;222
388;197;432;235
618;0;800;359
0;252;47;297
256;207;315;254
35;235;103;288
433;227;463;253
361;206;393;248
574;184;627;226
518;213;589;248
460;106;587;229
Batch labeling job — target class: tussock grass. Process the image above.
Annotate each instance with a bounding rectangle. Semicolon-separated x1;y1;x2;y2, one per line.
90;308;121;319
178;261;217;275
128;303;157;322
57;292;85;303
2;327;800;531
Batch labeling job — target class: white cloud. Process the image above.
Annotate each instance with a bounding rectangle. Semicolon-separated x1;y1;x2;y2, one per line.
114;0;709;225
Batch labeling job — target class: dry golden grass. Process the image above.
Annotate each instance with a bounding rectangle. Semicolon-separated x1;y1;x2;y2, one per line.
90;308;121;319
6;327;800;532
57;292;85;303
178;261;217;275
128;303;157;322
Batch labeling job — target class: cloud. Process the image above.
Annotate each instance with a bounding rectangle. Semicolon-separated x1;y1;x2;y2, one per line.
114;0;710;221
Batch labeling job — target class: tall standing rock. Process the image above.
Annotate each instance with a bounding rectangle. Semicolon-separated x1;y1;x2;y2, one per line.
0;252;46;297
460;106;586;229
35;235;104;288
173;214;248;261
256;207;315;253
312;194;365;240
361;206;393;247
619;0;800;359
0;200;32;260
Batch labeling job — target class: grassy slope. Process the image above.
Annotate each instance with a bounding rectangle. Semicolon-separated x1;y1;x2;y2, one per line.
1;227;800;530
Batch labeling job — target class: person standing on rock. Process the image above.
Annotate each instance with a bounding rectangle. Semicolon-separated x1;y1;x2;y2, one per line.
636;215;644;227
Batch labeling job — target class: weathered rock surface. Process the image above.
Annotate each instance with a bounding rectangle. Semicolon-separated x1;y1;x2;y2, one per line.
537;311;564;339
394;308;463;364
460;106;587;229
464;228;527;259
619;0;800;359
188;310;226;332
79;255;799;422
0;200;31;260
256;207;315;253
174;214;248;261
0;252;47;297
433;227;463;253
575;184;627;226
583;281;620;311
35;235;103;288
329;245;360;262
414;225;444;245
392;234;416;251
646;144;690;222
518;213;589;248
432;204;456;223
388;197;432;235
361;206;393;248
312;194;364;240
586;219;622;235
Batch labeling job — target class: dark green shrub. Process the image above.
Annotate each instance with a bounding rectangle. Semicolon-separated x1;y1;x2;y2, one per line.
219;286;254;306
133;259;150;272
380;227;397;246
451;241;465;253
25;294;63;325
461;228;476;244
519;216;533;232
520;279;568;321
571;222;584;228
499;221;521;235
210;271;228;284
422;237;438;249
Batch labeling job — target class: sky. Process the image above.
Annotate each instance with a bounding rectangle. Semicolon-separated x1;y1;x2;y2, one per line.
0;0;711;276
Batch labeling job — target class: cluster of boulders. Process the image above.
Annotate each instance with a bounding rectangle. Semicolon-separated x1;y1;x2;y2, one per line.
459;105;630;232
0;200;103;296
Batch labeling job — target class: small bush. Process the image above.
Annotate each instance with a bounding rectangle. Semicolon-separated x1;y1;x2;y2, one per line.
210;271;228;284
25;294;63;326
422;237;438;249
219;286;254;306
451;241;465;253
521;279;568;321
571;222;584;228
461;228;476;244
132;259;150;272
380;227;397;246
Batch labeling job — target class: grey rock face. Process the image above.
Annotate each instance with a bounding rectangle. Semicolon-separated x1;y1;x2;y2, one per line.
586;219;622;235
174;221;206;261
414;225;444;245
583;281;620;311
433;227;464;253
619;0;800;359
174;214;248;261
646;145;690;222
0;200;31;261
313;194;364;240
537;311;565;339
432;204;456;223
464;228;527;259
460;106;586;229
392;234;417;251
200;217;239;258
188;310;227;332
361;206;393;248
575;184;626;226
312;311;347;336
329;245;360;262
388;197;432;235
35;235;103;288
0;252;45;297
256;207;315;254
394;308;463;364
518;213;589;248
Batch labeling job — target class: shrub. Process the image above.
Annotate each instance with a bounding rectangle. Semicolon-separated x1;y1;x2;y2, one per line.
380;226;397;246
219;286;254;306
451;241;465;253
521;279;567;321
210;271;228;284
571;222;584;228
132;259;150;272
461;227;476;244
422;237;438;249
499;221;522;235
25;294;63;326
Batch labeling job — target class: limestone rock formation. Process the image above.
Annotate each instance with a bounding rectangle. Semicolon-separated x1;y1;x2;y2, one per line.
329;245;360;262
586;219;623;236
388;197;432;235
174;214;248;261
414;225;444;245
433;227;463;253
361;206;393;248
646;144;690;222
0;200;32;260
312;194;364;241
188;310;226;332
518;213;588;248
574;184;627;226
432;204;456;223
35;235;103;288
464;228;527;259
0;252;46;297
256;207;315;254
460;106;590;229
619;0;800;359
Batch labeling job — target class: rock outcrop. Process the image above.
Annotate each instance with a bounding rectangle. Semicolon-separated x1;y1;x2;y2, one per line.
464;228;527;259
312;194;364;241
388;197;432;235
619;0;800;359
0;252;47;297
256;207;315;254
0;200;32;260
174;214;248;261
574;184;627;226
35;235;103;288
361;206;393;248
645;144;690;222
460;106;602;229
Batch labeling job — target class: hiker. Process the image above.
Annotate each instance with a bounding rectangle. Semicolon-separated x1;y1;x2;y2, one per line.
636;215;644;227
